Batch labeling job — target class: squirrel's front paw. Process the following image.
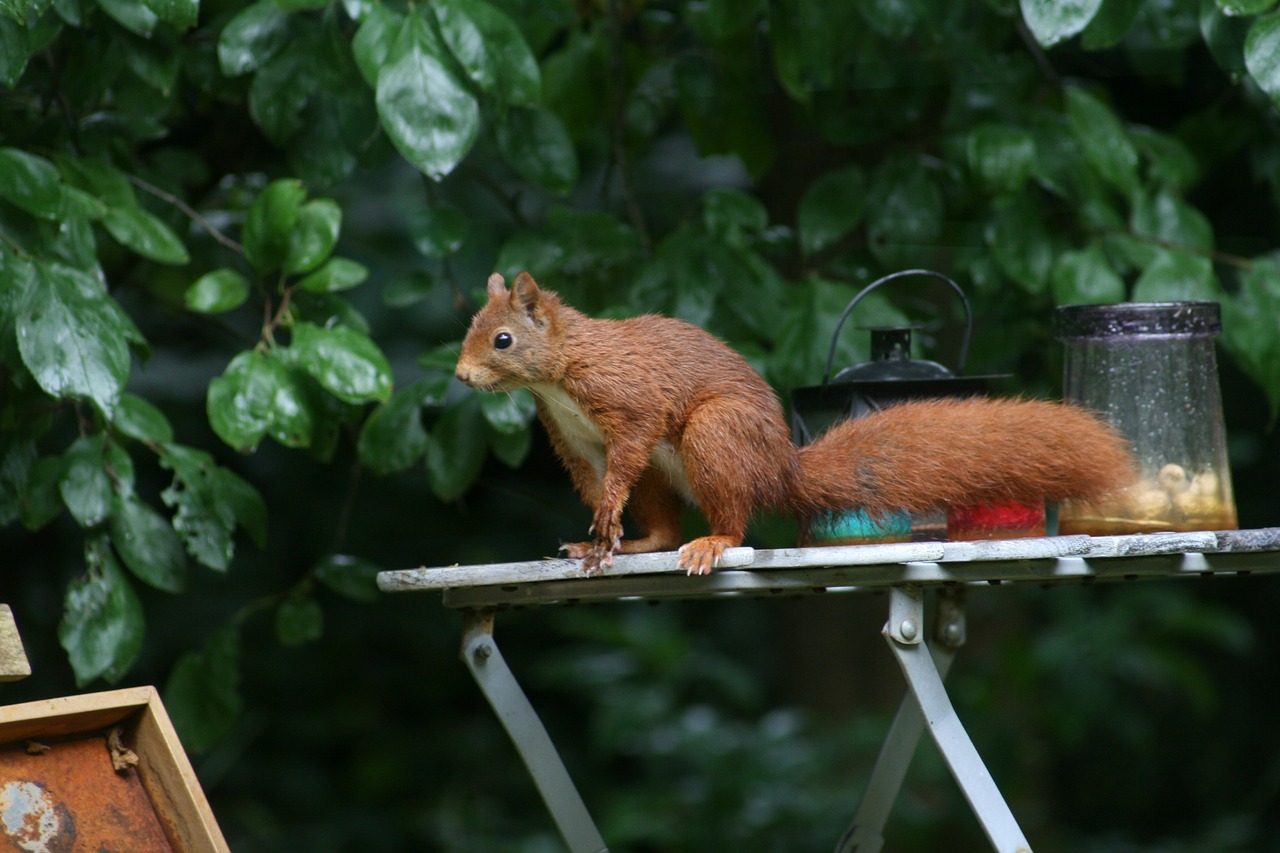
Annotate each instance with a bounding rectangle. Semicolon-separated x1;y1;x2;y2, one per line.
562;538;619;575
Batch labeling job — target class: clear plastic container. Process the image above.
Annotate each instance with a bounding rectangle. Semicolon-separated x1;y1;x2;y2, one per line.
1053;302;1237;535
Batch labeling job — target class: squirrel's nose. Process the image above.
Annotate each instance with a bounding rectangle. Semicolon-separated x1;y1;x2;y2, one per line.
455;366;472;386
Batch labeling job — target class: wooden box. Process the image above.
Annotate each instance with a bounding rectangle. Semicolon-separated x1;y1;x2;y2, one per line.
0;686;229;852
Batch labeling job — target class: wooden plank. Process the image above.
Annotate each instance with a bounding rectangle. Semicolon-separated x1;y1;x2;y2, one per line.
383;529;1280;604
0;604;31;681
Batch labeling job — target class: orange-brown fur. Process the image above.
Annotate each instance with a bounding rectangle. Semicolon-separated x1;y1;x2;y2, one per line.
455;272;1135;575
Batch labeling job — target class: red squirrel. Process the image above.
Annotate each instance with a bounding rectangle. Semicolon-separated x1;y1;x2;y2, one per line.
455;272;1135;575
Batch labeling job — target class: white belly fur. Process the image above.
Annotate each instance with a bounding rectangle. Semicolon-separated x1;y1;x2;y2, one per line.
531;383;695;501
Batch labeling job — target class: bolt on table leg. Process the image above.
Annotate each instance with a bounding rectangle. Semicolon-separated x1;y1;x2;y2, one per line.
836;587;966;853
460;610;609;853
881;588;1031;852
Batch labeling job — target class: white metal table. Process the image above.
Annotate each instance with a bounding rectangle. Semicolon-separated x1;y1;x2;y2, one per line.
378;528;1280;853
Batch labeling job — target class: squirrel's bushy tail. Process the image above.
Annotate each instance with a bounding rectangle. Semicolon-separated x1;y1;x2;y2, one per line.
793;397;1135;517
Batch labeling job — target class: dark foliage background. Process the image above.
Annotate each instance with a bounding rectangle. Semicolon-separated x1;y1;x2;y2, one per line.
3;0;1280;850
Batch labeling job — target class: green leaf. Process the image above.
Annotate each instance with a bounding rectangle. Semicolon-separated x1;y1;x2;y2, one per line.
114;393;174;443
478;388;536;435
243;178;306;274
433;0;541;104
17;261;134;417
208;350;316;451
488;420;532;468
186;268;250;313
991;194;1055;294
967;124;1037;195
60;434;113;527
351;3;403;87
159;444;239;570
1132;250;1220;302
297;257;368;293
110;495;187;593
0;147;62;219
289;322;393;404
357;378;432;475
314;553;382;602
701;189;768;241
284;198;342;275
1130;188;1214;262
275;596;323;646
165;626;242;752
376;12;480;180
1080;0;1142;49
214;465;268;549
426;394;487;501
1200;1;1251;77
1020;0;1104;46
797;165;868;257
1245;11;1280;108
408;207;469;260
102;205;191;265
218;0;291;76
1066;87;1140;197
1220;0;1276;15
866;156;943;269
95;0;158;35
20;456;64;531
496;106;579;195
1051;244;1126;305
59;537;145;686
144;0;199;29
1222;260;1280;421
0;17;32;87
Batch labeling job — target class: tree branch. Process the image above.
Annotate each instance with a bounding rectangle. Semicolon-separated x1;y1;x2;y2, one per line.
127;173;244;254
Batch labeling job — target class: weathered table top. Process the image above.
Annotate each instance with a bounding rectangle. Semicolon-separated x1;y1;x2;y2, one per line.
377;527;1280;610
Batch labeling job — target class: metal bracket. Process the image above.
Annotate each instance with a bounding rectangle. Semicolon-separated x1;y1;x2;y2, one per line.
839;585;1030;853
460;610;609;853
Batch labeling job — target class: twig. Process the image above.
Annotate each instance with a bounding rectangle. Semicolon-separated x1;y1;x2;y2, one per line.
1093;227;1254;271
126;173;244;254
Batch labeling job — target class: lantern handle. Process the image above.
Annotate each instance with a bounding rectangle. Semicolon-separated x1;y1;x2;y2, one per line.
822;269;973;386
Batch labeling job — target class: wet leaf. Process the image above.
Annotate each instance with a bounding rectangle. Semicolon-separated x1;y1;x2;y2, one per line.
297;257;368;293
408;206;469;259
102;205;191;265
16;261;140;417
1132;250;1220;302
376;13;479;179
1020;0;1104;46
1066;86;1139;196
59;537;145;686
1051;243;1126;305
0;147;62;219
60;434;113;527
218;1;291;76
797;165;867;257
243;178;306;274
114;393;174;443
159;444;239;570
1246;11;1280;108
495;106;578;195
357;378;433;475
208;350;316;451
284;198;341;275
289;322;393;404
433;0;541;104
426;394;487;501
110;495;187;593
185;268;250;313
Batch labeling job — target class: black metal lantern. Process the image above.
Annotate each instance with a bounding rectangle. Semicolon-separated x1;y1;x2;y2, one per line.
789;270;1029;544
790;269;999;445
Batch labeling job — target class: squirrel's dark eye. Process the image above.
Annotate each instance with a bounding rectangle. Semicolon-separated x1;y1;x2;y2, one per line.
494;332;513;350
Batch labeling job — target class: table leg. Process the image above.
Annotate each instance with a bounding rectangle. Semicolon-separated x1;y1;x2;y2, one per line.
836;587;964;852
460;610;609;853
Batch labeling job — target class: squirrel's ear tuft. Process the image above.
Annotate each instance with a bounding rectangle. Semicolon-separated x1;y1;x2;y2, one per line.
510;272;543;321
486;273;507;299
